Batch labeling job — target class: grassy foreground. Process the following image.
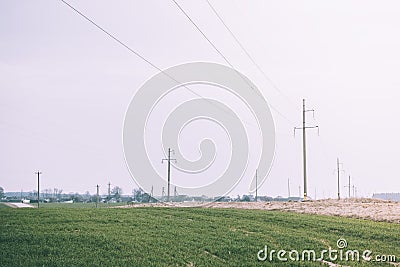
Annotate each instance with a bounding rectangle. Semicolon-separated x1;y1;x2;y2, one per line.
1;207;399;266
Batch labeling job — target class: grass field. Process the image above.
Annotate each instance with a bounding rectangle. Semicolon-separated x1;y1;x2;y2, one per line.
0;203;11;209
1;207;399;266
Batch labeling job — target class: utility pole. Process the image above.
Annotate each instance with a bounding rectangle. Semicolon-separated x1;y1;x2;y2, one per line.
344;175;351;198
174;186;178;198
35;171;42;208
147;186;154;203
354;186;358;198
294;99;318;201
336;158;344;200
108;182;111;201
162;187;165;200
255;169;258;202
349;176;351;198
287;178;291;198
96;185;99;208
162;148;176;202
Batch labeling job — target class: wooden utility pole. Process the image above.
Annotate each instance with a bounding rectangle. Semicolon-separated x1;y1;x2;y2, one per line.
162;148;176;202
35;171;42;208
96;185;99;208
294;99;318;201
108;182;111;201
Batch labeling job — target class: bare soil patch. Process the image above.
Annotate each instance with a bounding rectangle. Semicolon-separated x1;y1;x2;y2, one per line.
118;198;400;223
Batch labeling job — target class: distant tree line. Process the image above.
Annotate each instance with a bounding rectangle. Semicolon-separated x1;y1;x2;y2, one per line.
0;185;303;203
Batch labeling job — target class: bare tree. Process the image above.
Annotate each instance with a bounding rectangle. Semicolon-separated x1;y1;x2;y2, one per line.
0;187;4;199
111;186;123;200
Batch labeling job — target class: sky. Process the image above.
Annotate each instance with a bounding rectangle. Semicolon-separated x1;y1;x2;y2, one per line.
1;0;400;198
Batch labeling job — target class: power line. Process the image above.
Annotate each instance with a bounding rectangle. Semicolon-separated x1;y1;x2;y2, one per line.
59;0;264;129
60;0;161;72
205;0;299;111
171;0;295;125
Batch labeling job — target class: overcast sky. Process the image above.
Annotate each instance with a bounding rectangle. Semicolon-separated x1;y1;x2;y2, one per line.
1;0;400;198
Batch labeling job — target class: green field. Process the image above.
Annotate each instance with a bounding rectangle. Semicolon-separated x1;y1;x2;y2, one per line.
0;203;11;209
1;207;399;266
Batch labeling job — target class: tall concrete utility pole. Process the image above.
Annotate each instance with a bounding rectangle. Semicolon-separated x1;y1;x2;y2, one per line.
162;148;176;202
294;99;318;201
35;171;42;208
287;178;291;198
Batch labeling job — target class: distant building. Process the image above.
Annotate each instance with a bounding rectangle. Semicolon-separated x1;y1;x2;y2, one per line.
372;193;400;202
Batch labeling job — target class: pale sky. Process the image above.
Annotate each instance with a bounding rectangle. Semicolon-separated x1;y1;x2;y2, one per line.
1;0;400;198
